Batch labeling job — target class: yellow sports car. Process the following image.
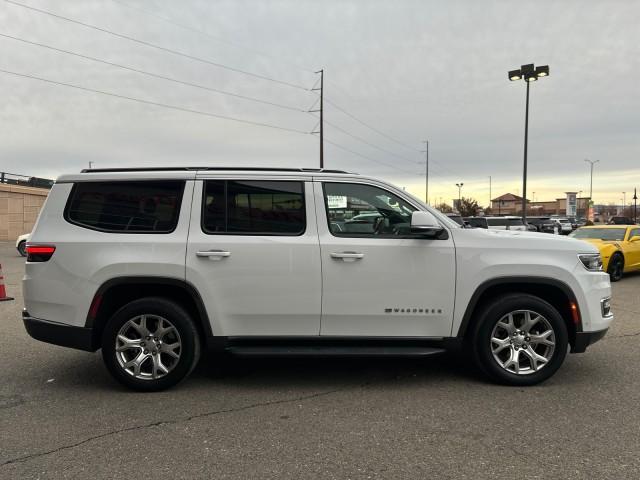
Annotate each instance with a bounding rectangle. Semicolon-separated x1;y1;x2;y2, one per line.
570;225;640;281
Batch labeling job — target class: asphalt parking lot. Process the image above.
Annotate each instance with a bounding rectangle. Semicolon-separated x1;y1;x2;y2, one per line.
1;241;639;479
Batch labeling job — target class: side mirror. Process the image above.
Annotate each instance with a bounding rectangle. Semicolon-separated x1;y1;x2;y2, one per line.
410;211;445;236
630;235;640;243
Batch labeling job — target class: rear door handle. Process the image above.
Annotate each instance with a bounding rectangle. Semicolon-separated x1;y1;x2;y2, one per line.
330;251;364;261
196;250;231;259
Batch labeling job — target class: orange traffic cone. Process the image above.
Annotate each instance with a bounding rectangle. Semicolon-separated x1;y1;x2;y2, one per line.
0;263;14;302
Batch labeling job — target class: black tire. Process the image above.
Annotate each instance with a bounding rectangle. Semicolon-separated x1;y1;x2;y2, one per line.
101;297;201;391
607;253;624;282
470;293;568;386
17;241;27;257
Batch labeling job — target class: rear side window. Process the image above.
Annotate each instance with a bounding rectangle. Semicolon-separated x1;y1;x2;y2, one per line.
202;180;305;235
487;218;507;227
65;181;184;233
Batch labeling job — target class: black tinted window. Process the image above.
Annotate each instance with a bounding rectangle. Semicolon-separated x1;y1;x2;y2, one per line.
487;218;507;227
65;181;184;233
202;180;305;235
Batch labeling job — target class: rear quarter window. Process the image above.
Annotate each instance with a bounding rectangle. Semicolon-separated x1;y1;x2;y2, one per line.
64;180;185;233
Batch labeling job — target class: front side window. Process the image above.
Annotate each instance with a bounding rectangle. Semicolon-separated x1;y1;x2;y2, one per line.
65;181;184;233
323;182;416;237
202;180;305;235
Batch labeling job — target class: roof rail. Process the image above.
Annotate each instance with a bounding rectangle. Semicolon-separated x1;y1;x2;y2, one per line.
80;167;352;174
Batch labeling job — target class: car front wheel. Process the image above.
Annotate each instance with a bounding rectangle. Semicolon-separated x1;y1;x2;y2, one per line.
102;297;201;391
471;293;568;386
607;253;624;282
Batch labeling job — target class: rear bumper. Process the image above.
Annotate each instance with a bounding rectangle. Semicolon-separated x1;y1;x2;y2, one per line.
572;328;609;353
22;311;96;352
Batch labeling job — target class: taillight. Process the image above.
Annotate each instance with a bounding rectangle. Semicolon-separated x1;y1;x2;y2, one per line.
26;244;56;262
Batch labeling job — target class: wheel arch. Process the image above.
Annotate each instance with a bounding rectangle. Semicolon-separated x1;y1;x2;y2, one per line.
457;276;581;348
86;276;212;350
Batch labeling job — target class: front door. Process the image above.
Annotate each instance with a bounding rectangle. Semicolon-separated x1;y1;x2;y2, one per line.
626;227;640;269
186;177;321;336
316;180;456;337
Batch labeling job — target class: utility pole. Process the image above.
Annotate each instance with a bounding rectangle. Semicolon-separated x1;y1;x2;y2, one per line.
311;69;324;168
633;188;637;224
421;140;429;205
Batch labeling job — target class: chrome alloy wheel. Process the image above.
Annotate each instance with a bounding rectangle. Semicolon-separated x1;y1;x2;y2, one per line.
115;314;182;380
490;310;556;375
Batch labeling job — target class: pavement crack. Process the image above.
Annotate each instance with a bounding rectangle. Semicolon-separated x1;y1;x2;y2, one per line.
0;386;347;468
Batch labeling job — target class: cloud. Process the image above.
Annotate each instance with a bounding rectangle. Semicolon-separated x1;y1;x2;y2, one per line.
0;0;638;204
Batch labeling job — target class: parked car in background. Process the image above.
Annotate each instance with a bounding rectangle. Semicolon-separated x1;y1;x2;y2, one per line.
16;233;30;257
525;217;556;234
567;217;579;230
445;213;465;226
464;216;527;231
608;216;636;225
571;225;640;281
553;218;573;235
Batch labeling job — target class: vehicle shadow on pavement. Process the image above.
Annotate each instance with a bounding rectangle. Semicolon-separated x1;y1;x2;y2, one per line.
190;351;485;387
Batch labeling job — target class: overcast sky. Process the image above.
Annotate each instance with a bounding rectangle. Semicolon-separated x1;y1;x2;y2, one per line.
1;0;638;206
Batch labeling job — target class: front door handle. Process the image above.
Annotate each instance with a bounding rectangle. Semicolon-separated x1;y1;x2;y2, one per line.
196;249;231;259
330;251;364;261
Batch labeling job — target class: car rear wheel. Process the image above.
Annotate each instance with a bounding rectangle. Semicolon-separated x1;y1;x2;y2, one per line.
17;240;27;257
471;293;568;386
607;253;624;282
102;297;200;391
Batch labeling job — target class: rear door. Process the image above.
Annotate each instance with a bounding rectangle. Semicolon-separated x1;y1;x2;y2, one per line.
185;176;321;336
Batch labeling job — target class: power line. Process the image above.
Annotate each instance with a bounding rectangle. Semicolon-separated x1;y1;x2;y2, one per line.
0;68;310;134
322;117;421;166
0;33;307;113
320;135;419;176
110;0;317;75
5;0;310;91
324;97;420;153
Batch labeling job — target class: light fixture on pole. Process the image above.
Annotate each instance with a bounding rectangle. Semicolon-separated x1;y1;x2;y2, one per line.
508;63;550;223
455;183;463;210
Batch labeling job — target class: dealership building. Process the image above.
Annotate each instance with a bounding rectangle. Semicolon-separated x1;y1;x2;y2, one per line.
0;174;52;241
491;192;591;217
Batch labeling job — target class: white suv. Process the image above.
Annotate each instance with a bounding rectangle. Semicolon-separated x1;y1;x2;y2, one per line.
22;168;613;390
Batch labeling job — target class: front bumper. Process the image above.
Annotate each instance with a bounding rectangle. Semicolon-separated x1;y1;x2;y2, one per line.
572;328;609;353
23;311;95;352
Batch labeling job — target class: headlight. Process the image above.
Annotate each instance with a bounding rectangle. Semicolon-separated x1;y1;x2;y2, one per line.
578;253;603;271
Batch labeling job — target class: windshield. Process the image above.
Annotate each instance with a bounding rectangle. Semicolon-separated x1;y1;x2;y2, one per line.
570;228;626;241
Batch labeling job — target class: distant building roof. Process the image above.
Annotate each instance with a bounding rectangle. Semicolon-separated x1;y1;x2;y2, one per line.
492;193;528;202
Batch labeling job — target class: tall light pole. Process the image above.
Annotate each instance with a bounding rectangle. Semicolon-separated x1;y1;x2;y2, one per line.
455;183;463;210
633;188;638;224
584;159;599;202
421;140;429;205
489;176;492;210
508;63;549;223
